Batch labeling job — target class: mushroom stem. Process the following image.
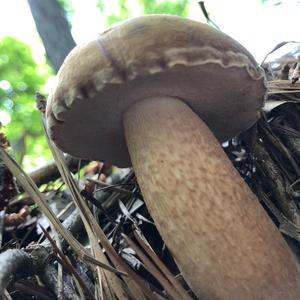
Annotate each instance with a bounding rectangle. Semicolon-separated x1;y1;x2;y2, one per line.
123;96;300;300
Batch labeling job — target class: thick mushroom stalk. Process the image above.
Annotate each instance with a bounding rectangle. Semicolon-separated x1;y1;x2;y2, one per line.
123;96;300;300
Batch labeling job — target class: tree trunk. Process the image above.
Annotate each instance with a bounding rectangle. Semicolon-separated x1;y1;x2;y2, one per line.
27;0;76;72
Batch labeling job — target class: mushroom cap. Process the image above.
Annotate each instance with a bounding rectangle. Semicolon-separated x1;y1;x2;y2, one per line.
46;14;266;167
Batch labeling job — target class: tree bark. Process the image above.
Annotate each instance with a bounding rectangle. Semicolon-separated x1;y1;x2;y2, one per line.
27;0;76;72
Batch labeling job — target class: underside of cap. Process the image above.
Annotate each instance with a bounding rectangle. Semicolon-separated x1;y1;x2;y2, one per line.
46;14;266;167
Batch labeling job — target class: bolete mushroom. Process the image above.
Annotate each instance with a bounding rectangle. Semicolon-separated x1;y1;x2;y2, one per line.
46;15;300;299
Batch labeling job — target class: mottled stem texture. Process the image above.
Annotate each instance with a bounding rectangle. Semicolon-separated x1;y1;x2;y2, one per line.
123;96;300;300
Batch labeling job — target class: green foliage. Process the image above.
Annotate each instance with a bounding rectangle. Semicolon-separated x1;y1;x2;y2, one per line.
96;1;105;13
138;0;189;16
0;37;52;169
57;0;75;24
58;0;74;13
100;0;189;26
106;0;131;25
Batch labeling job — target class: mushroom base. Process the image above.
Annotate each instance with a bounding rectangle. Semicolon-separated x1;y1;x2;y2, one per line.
123;96;300;300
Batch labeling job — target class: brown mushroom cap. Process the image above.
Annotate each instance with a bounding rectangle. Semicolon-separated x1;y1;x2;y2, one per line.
46;14;266;167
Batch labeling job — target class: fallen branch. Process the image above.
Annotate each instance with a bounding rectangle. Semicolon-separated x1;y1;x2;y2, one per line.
27;155;89;188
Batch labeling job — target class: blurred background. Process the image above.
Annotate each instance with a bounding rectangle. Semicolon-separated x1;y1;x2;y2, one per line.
0;0;299;171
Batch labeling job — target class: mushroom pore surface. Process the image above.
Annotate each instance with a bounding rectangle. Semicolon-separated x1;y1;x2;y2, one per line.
46;14;266;167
